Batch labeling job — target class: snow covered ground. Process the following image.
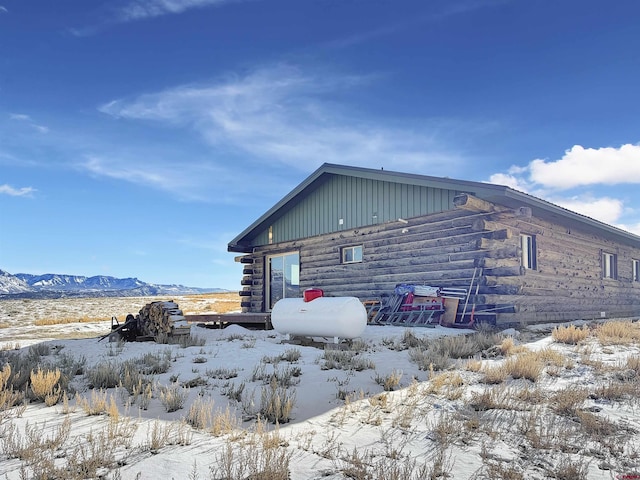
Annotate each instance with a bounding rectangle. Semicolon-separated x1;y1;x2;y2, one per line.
0;295;639;479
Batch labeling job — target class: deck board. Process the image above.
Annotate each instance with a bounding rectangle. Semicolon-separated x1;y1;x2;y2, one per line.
185;313;272;329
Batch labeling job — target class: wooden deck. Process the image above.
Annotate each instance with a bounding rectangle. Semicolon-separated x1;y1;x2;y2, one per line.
184;313;272;330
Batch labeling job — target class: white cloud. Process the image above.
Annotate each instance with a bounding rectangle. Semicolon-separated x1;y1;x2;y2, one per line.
0;184;36;197
117;0;233;21
617;222;640;236
99;63;463;173
529;144;640;189
550;195;624;225
487;143;640;236
0;6;7;13
487;173;531;192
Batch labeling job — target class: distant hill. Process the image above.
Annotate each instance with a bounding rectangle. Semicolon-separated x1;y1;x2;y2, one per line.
0;269;227;299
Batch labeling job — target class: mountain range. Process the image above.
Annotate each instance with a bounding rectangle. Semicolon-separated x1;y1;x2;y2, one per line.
0;269;226;298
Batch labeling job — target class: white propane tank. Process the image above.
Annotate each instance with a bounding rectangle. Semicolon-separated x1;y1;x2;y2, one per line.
271;296;367;341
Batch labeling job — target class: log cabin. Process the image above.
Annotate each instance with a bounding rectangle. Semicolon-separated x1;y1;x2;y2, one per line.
228;163;640;326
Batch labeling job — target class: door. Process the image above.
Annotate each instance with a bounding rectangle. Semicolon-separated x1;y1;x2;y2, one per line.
267;252;300;310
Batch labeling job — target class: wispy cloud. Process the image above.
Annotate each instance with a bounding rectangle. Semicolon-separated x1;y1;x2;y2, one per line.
99;63;464;174
79;155;210;201
325;0;509;49
70;0;241;35
0;6;7;14
9;113;49;134
0;184;36;197
117;0;235;22
77;154;263;203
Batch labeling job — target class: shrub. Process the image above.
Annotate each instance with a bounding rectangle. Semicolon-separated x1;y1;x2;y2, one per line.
260;378;296;424
374;370;403;391
223;381;245;403
209;405;238;436
136;351;172;374
206;367;238;379
401;330;428;349
30;367;61;405
280;348;301;363
321;349;375;371
158;385;189;412
86;362;121;389
185;396;214;430
0;364;22;411
182;376;208;388
28;343;51;357
552;324;590;344
77;389;110;415
209;442;291;480
1;351;40;392
408;347;450;371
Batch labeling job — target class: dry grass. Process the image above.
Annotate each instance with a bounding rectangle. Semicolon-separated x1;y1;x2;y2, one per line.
504;353;544;381
552;324;590;344
482;351;545;383
595;320;640;345
550;386;589;416
180;292;240;315
499;337;529;356
425;371;464;400
33;316;109;326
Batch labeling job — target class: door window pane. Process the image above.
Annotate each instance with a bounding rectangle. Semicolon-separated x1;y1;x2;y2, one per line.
268;252;299;309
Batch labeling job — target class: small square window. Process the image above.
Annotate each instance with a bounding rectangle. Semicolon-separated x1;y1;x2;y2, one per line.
520;234;537;270
342;245;363;264
602;252;617;279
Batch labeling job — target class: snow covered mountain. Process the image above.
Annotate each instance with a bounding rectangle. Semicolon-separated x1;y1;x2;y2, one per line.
0;270;32;294
0;270;225;298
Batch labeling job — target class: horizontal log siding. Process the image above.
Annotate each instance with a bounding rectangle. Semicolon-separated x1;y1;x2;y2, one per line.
246;208;494;311
241;195;640;324
488;211;640;324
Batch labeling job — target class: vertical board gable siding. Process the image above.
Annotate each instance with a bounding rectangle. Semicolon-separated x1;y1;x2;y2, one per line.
252;175;459;246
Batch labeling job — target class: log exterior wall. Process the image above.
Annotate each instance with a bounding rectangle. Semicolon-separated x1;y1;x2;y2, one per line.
237;195;640;325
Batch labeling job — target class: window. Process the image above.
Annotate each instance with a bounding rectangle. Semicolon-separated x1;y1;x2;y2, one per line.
520;234;537;270
602;252;617;279
342;245;363;264
633;259;640;282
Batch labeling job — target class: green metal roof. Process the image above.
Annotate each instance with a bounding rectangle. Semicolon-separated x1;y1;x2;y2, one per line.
228;163;640;253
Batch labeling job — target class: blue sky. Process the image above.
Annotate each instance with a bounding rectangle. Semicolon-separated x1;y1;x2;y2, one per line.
1;0;639;289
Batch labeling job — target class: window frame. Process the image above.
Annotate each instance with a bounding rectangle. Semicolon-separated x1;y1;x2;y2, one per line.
633;259;640;282
520;234;537;270
341;245;363;264
602;251;618;280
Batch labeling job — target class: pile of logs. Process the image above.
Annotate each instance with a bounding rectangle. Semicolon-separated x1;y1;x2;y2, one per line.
103;300;189;342
138;301;185;337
